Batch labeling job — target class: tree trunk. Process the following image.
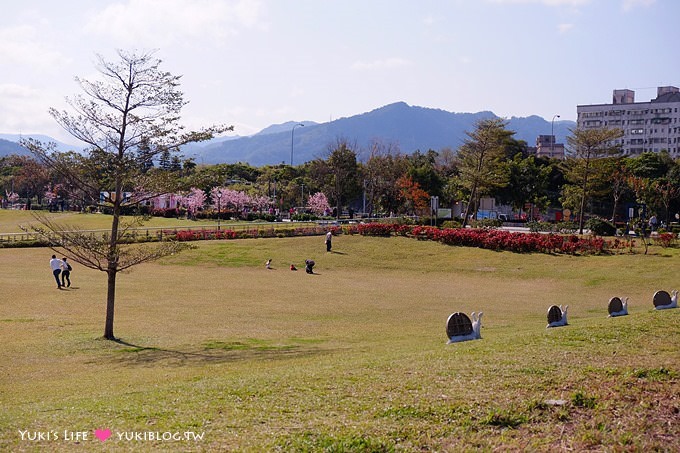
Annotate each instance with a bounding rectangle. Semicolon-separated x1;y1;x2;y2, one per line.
578;155;591;235
462;186;477;228
611;195;619;225
104;179;122;340
104;268;117;340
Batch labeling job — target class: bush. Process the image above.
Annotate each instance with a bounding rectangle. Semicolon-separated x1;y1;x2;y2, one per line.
527;221;554;233
151;207;179;218
654;233;677;248
555;221;578;234
291;213;319;221
357;223;396;237
585;218;616;236
470;218;502;229
441;219;462;229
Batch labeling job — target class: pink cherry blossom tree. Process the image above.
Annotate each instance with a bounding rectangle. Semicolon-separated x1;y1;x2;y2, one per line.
44;184;58;205
179;187;206;217
211;187;253;212
251;195;271;213
5;190;19;207
307;192;330;216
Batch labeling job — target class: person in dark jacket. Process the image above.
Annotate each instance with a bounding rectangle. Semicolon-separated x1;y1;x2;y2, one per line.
61;257;72;287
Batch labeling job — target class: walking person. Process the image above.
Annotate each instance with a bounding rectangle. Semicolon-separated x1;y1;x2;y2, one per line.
648;215;658;233
61;257;72;288
49;255;63;289
325;230;332;252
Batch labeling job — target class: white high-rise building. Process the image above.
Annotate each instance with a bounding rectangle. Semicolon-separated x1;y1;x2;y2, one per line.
577;86;680;157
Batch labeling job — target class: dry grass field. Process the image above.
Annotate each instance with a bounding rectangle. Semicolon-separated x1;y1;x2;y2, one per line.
0;233;678;451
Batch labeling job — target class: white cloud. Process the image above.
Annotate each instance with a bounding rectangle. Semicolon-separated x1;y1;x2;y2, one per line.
351;58;412;71
622;0;655;12
488;0;590;5
422;14;437;26
83;0;266;46
558;23;574;33
0;25;66;69
0;83;62;136
0;83;39;98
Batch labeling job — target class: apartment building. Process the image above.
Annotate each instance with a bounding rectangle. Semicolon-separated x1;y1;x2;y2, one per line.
576;86;680;157
534;134;565;159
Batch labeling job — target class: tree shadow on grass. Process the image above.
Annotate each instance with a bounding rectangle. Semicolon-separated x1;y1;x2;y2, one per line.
97;337;336;367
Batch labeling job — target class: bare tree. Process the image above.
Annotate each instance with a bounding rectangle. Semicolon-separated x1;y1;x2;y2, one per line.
22;50;231;340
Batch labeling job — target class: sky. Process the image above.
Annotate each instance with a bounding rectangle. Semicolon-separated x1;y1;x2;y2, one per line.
0;0;677;144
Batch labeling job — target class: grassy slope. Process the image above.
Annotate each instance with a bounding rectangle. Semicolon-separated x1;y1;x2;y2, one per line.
0;235;678;452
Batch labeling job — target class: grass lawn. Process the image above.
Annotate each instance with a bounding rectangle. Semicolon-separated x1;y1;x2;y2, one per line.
0;209;229;234
0;234;678;452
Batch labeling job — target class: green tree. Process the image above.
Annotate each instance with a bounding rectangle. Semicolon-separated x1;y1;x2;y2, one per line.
407;149;443;198
325;139;361;218
23;50;230;340
564;127;624;234
456;118;513;227
495;153;551;215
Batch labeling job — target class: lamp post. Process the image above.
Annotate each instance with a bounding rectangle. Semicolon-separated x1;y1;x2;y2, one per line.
290;123;304;166
300;183;305;207
215;190;222;231
551;114;560;157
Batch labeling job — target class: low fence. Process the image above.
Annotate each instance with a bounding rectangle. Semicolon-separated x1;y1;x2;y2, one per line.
0;221;313;244
0;217;417;247
0;217;407;246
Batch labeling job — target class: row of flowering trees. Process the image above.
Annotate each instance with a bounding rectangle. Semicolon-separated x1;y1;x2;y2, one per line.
168;187;331;218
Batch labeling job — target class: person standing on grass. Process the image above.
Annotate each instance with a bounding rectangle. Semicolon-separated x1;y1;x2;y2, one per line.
49;255;63;289
61;257;72;288
325;230;332;252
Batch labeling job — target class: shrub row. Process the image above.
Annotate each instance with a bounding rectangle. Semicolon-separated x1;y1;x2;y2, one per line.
170;225;342;242
357;223;626;255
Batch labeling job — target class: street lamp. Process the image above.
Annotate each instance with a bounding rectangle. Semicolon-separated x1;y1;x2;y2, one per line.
290;123;304;166
551;114;560;157
300;183;305;207
215;190;222;231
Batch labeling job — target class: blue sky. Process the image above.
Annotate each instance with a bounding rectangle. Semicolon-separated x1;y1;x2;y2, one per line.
0;0;676;144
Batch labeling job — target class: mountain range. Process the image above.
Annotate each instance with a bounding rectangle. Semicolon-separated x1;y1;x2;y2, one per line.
1;102;575;166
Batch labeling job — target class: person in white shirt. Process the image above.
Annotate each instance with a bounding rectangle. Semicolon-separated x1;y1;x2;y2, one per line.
49;255;63;289
325;230;332;252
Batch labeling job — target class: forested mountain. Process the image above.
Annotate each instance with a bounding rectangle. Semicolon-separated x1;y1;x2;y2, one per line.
192;102;574;166
2;103;575;164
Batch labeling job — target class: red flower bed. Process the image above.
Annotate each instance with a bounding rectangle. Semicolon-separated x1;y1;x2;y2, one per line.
655;233;677;248
174;229;239;241
357;223;397;236
166;222;615;255
170;225;337;242
362;223;611;255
